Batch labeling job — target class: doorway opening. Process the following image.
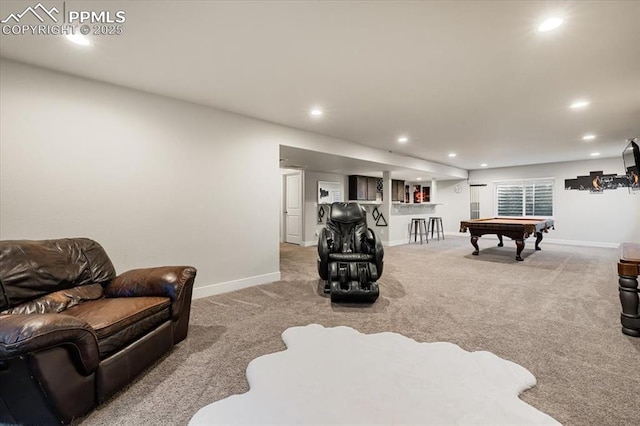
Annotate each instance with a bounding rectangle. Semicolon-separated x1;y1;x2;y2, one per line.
281;169;303;245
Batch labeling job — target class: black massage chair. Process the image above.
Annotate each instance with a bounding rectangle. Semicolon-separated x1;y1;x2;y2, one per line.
317;202;384;303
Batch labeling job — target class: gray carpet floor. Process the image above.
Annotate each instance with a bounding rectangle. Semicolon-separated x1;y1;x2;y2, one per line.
79;236;640;425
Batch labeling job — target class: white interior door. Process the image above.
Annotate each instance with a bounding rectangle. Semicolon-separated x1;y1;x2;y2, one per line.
285;172;302;245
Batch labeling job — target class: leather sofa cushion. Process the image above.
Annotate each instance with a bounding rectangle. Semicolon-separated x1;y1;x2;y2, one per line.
0;238;116;311
1;284;104;315
64;297;170;358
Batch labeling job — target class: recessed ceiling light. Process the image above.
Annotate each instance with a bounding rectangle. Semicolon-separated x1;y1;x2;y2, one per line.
582;134;596;140
480;163;488;167
448;153;456;158
538;17;563;32
398;136;408;143
590;152;600;156
570;100;590;109
65;33;91;46
416;177;422;181
310;108;323;117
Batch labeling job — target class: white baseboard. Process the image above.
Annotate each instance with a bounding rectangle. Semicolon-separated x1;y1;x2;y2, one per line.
301;240;317;247
192;271;281;299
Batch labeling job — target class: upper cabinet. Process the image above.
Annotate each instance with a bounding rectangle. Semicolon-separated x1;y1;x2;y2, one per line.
349;175;378;201
348;176;405;202
391;179;405;202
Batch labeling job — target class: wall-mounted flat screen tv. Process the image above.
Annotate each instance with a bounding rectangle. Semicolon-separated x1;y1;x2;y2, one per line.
622;139;640;192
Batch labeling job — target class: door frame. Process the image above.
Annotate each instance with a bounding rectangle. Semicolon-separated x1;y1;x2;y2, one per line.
281;169;304;245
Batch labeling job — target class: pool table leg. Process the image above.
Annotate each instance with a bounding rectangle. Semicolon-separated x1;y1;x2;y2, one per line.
535;232;543;250
497;234;504;247
470;236;479;255
515;240;525;261
619;274;640;337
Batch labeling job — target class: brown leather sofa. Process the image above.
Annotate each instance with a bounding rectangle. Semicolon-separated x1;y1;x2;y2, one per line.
0;238;197;424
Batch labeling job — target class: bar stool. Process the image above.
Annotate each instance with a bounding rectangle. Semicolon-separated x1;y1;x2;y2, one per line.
409;218;428;244
428;217;444;240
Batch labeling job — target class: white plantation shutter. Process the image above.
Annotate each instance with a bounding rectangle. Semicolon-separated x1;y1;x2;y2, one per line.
496;179;554;217
529;180;553;216
497;184;524;216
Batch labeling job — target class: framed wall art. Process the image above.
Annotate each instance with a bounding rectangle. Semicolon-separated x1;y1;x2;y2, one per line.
318;181;343;204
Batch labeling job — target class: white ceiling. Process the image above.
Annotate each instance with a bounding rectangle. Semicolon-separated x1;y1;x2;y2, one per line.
279;145;462;182
1;0;639;180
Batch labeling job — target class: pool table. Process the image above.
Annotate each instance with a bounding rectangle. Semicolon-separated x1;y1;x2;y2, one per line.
618;242;640;337
459;217;555;261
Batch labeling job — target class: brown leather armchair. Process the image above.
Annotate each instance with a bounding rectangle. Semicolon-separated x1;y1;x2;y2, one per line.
0;238;197;424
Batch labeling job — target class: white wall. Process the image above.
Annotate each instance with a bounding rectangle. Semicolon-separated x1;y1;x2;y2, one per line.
302;171;348;246
3;61;633;301
437;158;640;246
434;178;472;236
303;172;407;246
4;60;466;296
0;60;287;296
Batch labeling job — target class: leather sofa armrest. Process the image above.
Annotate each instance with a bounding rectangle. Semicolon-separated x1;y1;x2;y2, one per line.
0;314;99;375
104;266;197;320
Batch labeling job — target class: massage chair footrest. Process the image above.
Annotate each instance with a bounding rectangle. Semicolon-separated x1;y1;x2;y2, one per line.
330;281;379;303
326;261;380;303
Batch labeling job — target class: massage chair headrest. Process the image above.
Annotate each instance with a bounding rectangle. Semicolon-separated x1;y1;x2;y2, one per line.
329;202;366;224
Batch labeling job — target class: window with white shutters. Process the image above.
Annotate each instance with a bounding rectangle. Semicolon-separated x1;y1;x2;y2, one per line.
495;179;554;217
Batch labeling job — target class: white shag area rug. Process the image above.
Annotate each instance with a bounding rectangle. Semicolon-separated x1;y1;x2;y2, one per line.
190;324;560;425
